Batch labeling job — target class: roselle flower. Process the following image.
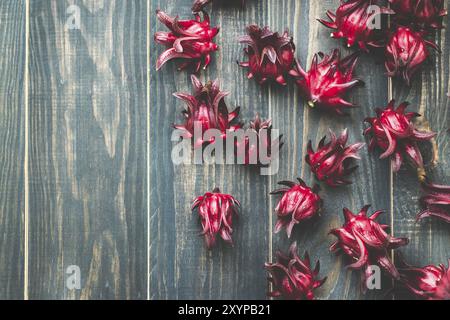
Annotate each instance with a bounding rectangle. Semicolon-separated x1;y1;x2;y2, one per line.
318;0;393;51
290;49;363;115
389;0;448;30
397;257;450;300
330;206;409;288
385;27;439;85
174;75;242;148
265;242;327;300
306;129;365;187
192;0;246;12
239;25;296;85
192;188;240;249
192;0;212;12
154;10;219;72
417;180;450;223
364;100;436;172
270;178;322;238
236;113;283;166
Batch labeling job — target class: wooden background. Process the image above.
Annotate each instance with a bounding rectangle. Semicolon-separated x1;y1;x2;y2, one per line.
0;0;447;300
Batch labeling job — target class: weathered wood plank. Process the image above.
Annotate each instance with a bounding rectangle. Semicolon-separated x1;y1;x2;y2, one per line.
150;0;270;299
0;0;26;300
270;0;391;300
28;0;147;299
391;22;450;298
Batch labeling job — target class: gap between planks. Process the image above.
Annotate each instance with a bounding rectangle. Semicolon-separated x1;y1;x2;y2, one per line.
23;0;30;301
147;0;151;301
388;76;395;300
387;6;395;299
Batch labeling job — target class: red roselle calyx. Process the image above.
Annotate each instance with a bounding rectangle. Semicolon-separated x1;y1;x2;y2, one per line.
364;100;436;174
271;178;322;238
174;75;242;148
397;257;450;300
385;27;439;85
236;113;283;166
389;0;448;30
154;10;219;72
306;129;365;187
192;0;246;12
192;0;213;12
330;206;409;288
318;0;393;51
266;242;327;300
290;49;363;115
417;180;450;223
239;25;296;85
192;188;240;249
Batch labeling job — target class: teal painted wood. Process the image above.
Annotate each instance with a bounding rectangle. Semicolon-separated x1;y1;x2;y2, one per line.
391;24;450;298
28;0;147;299
268;0;391;300
0;0;26;300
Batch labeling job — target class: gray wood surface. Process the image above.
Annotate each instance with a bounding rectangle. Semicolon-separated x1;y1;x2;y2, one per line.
267;0;391;300
150;0;270;300
0;0;26;300
0;0;447;300
391;22;450;298
28;0;147;299
149;0;392;300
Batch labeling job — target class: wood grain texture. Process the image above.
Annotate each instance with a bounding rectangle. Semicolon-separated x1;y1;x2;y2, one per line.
0;0;446;300
391;18;450;298
150;0;393;300
268;0;391;300
150;0;270;299
28;0;147;299
0;0;26;300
